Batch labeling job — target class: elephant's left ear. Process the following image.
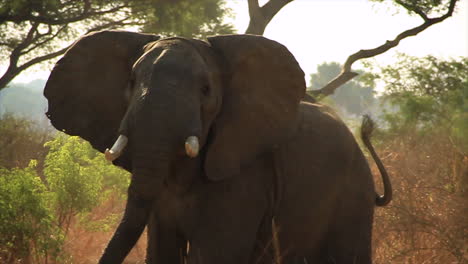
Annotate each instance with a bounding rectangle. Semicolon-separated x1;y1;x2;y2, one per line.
205;34;306;181
44;30;160;155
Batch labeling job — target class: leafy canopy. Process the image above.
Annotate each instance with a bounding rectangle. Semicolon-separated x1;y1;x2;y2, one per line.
0;0;234;89
370;54;468;151
0;161;63;262
369;0;456;16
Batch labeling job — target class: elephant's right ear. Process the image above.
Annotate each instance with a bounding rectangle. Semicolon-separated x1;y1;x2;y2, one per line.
44;30;159;154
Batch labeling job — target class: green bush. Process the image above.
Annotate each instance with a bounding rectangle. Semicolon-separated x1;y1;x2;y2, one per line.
0;161;63;263
44;134;130;232
370;55;468;151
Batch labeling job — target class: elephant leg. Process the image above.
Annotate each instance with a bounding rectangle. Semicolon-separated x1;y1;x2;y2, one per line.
324;202;374;264
187;227;259;264
145;212;158;264
185;188;267;263
146;211;186;264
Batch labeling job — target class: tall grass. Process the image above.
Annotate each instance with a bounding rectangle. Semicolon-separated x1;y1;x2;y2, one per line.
372;130;467;264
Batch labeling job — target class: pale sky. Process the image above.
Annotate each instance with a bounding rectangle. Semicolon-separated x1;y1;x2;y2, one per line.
7;0;468;83
225;0;468;82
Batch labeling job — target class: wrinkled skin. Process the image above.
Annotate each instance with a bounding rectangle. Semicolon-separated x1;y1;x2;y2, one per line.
44;30;391;264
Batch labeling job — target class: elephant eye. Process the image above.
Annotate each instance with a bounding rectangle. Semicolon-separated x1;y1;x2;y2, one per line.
202;85;210;96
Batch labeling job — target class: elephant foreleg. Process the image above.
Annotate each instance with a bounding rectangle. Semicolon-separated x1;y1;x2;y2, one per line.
146;211;186;264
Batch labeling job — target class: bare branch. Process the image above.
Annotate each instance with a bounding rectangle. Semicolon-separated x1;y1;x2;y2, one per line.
0;18;131;90
245;0;294;35
310;72;358;98
312;0;459;98
262;0;294;20
247;0;261;19
9;22;40;70
21;25;68;56
16;46;70;73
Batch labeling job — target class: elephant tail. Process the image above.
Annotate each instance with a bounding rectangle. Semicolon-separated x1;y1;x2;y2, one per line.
360;115;392;206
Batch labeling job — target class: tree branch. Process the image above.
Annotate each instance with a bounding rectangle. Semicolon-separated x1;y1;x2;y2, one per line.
20;25;68;56
9;22;39;70
17;46;70;73
312;0;459;98
245;0;294;35
3;4;129;26
0;18;131;90
247;0;261;19
262;0;294;21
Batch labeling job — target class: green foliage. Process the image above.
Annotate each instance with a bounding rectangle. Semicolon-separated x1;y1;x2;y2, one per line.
138;0;235;38
309;62;377;116
44;134;130;232
0;112;130;261
0;161;63;263
368;0;455;16
369;55;468;152
0;0;234;89
44;135;103;229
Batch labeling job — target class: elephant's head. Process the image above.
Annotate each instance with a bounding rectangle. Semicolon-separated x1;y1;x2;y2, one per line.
44;30;305;262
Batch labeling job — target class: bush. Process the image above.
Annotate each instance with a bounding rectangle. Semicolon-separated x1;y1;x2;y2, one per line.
0;114;52;169
0;161;63;263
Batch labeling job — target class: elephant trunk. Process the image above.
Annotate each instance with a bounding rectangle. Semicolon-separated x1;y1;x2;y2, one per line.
99;163;167;264
99;78;203;262
98;189;153;264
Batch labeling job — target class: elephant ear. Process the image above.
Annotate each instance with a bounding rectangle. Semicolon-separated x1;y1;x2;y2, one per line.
205;34;305;180
44;30;160;155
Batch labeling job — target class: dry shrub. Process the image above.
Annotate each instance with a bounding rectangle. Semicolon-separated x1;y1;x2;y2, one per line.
0;114;53;169
63;192;147;264
372;130;467;264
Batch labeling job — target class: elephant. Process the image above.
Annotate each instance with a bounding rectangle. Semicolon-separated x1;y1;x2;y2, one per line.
43;30;392;264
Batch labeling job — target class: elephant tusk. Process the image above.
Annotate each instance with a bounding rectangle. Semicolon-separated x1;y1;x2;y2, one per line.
105;135;128;161
185;136;199;158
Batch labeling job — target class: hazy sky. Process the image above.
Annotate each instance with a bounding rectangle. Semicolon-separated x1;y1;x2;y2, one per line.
225;0;467;82
7;0;468;83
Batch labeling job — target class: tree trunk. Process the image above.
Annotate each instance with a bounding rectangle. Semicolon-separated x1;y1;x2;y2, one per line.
245;0;293;35
245;18;268;35
0;67;18;90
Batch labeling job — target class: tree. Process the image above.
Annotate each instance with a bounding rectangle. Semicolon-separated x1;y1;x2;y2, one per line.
0;0;234;90
369;55;467;263
0;113;52;169
371;55;468;149
44;135;130;233
244;0;460;98
245;0;294;35
309;62;376;116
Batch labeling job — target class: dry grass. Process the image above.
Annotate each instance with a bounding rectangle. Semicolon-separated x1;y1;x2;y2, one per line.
371;131;467;264
62;194;148;264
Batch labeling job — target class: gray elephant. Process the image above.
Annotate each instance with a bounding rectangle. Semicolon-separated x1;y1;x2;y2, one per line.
44;30;391;264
